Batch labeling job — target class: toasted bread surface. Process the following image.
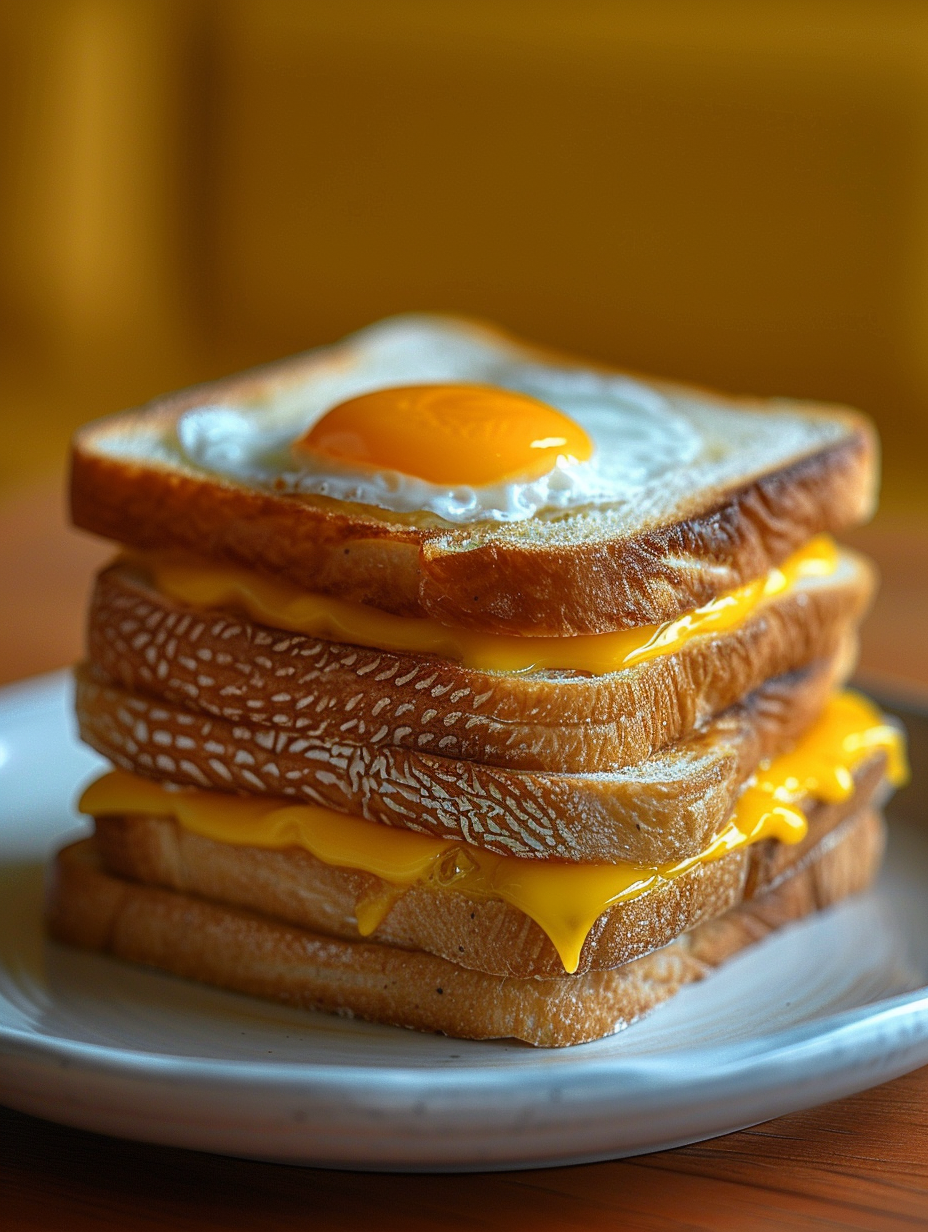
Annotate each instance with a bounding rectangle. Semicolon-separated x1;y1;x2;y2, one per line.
48;806;885;1046
86;551;872;773
90;754;885;979
70;317;877;636
75;657;844;865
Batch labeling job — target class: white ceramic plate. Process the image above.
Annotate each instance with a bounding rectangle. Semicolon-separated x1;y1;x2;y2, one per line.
1;671;928;1172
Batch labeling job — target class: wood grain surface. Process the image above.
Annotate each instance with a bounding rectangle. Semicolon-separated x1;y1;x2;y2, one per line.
1;476;927;1230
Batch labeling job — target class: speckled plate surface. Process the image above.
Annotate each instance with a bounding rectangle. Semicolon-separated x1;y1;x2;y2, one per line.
1;671;928;1172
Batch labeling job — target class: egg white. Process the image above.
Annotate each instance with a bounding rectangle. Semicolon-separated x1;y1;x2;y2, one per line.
176;318;703;524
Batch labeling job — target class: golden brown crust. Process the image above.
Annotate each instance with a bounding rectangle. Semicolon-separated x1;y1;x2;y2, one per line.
416;430;876;634
75;657;844;865
69;321;878;636
70;443;426;618
90;755;885;979
47;808;885;1047
85;553;873;773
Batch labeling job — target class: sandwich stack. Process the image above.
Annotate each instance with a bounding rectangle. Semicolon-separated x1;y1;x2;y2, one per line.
49;317;906;1046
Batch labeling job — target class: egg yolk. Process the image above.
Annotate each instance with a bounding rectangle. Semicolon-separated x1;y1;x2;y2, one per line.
292;383;594;486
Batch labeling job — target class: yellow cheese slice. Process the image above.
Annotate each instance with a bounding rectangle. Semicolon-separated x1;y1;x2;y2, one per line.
132;535;841;676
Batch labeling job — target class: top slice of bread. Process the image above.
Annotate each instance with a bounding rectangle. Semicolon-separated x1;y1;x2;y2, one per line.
70;315;877;636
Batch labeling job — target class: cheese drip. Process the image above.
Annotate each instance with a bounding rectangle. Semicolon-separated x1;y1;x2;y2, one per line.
79;691;906;973
134;535;841;677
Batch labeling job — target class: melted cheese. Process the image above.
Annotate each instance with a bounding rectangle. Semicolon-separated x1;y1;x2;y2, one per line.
79;690;906;974
135;535;841;676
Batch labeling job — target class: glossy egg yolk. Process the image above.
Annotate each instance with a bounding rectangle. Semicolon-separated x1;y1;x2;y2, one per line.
292;383;594;486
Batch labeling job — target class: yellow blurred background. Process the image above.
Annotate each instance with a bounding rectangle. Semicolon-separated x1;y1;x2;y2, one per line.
2;0;928;512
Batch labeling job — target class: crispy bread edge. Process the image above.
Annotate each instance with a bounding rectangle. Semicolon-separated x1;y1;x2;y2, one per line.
74;656;846;864
86;553;873;773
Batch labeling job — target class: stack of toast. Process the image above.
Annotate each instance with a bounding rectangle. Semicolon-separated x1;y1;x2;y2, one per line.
49;317;905;1046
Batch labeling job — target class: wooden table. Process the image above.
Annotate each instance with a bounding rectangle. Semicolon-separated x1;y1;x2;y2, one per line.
2;477;927;1230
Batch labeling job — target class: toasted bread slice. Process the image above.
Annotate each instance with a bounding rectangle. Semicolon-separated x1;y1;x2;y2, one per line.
90;753;886;979
70;316;876;637
75;656;845;865
86;549;873;774
48;806;885;1046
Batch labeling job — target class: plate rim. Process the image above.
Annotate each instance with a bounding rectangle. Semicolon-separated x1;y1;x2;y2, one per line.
2;984;928;1089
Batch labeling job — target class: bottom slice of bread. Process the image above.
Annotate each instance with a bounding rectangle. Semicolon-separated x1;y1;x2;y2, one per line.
47;808;884;1048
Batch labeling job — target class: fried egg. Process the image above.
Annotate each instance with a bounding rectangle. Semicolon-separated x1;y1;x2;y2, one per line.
176;317;703;523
